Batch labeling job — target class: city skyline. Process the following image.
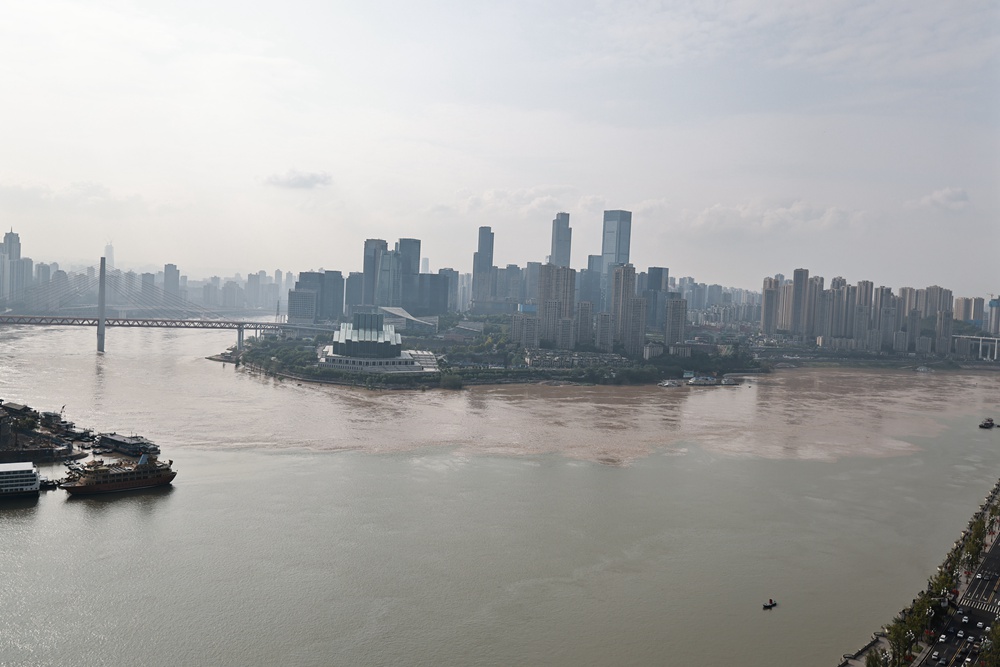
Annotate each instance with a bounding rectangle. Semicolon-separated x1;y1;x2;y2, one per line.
5;225;997;310
0;2;995;297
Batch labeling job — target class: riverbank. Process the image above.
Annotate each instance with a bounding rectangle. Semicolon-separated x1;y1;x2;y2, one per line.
840;478;1000;666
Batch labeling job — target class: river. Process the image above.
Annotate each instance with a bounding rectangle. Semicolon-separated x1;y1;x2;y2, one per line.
1;326;998;666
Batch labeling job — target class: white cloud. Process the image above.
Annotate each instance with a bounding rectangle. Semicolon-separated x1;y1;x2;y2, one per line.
677;199;865;237
452;186;578;217
264;170;333;189
570;1;997;82
910;187;970;211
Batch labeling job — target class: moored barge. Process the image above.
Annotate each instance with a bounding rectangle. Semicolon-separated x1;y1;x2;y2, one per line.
0;461;41;498
60;454;176;496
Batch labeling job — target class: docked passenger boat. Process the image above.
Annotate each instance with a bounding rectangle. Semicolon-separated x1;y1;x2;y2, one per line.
59;454;176;496
687;376;718;386
0;462;41;498
980;418;995;429
657;379;682;388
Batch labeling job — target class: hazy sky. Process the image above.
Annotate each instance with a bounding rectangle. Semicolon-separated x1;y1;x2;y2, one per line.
2;1;997;296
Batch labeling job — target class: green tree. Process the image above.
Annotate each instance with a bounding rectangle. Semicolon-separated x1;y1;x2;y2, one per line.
967;517;988;568
865;649;887;667
979;623;1000;666
886;621;911;667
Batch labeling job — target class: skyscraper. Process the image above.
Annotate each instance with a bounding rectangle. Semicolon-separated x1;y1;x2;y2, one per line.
0;230;21;300
550;212;572;269
322;270;345;321
104;243;115;269
396;238;421;311
438;268;459;312
472;226;494;309
344;272;363;314
3;230;21;261
601;210;631;274
362;239;387;305
375;249;401;307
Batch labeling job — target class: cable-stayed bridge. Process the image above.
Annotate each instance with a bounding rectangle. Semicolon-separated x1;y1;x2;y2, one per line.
0;259;329;351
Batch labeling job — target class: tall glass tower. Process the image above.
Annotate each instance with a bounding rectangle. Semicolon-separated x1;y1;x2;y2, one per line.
601;210;631;274
549;212;571;268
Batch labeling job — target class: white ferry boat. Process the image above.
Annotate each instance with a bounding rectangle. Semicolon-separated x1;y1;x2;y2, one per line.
687;376;718;386
0;461;41;498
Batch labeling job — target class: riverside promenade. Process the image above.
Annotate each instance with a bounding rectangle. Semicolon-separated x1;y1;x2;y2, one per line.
838;478;1000;666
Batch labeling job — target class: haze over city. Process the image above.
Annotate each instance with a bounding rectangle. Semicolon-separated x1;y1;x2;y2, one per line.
2;1;997;294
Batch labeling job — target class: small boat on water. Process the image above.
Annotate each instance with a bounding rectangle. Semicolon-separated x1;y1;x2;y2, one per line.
762;599;778;610
981;418;995;429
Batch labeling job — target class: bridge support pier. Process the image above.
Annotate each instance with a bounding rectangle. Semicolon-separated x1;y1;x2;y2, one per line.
237;326;244;352
97;257;107;352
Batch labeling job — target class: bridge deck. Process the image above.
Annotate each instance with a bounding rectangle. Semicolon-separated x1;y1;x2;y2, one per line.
0;316;287;331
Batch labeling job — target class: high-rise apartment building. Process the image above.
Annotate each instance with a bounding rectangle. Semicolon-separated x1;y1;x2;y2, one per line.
610;264;636;343
595;312;613;352
760;277;780;335
621;297;647;357
664;296;687;347
550;212;572;268
936;310;953;355
579;255;603;310
575;301;594;348
538;264;575;346
163;264;180;304
512;313;540;349
791;268;809;336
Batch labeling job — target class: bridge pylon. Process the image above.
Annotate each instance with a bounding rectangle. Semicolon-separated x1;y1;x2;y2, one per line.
97;257;107;352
